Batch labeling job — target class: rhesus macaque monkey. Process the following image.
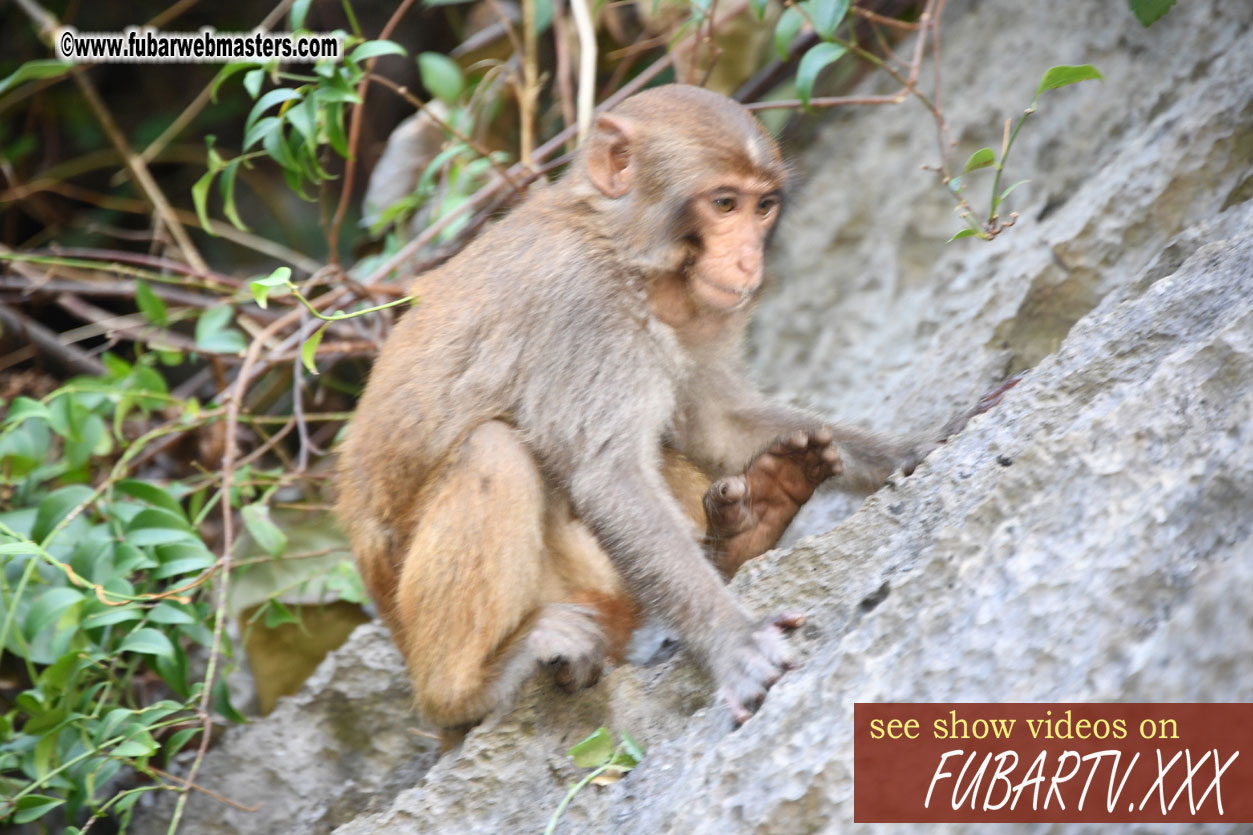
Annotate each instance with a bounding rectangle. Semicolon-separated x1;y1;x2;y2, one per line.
338;84;995;738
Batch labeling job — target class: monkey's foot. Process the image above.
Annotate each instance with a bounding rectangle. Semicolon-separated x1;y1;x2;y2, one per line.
528;603;608;693
718;612;805;724
704;428;842;578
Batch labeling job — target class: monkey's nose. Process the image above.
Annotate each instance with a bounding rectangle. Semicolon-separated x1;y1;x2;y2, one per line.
738;250;762;276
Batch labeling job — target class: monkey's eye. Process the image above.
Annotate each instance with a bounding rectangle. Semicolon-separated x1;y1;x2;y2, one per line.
757;196;780;217
712;196;737;213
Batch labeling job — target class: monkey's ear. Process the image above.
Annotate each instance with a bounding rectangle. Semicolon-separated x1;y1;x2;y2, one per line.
586;113;635;198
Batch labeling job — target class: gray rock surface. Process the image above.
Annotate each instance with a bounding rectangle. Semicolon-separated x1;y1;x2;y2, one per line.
135;0;1253;831
132;623;438;835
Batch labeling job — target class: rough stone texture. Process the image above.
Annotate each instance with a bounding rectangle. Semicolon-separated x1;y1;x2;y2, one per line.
132;0;1253;832
131;624;438;835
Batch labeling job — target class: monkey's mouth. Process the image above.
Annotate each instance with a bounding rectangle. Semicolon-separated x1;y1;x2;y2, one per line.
693;273;759;309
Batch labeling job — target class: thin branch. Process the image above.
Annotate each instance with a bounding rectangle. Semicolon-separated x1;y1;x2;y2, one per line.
54;294;201;353
569;0;598;143
364;73;520;189
697;0;724;88
552;0;577;147
327;0;421;267
0;303;105;376
68;70;208;274
521;0;541;165
139;0;292;165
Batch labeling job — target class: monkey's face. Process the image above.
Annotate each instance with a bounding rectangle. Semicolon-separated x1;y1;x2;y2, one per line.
683;182;782;311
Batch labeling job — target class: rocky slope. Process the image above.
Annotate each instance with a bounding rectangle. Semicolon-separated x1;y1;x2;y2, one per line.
135;0;1253;831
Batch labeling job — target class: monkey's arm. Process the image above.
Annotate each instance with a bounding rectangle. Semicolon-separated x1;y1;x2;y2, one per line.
672;361;918;493
562;437;798;721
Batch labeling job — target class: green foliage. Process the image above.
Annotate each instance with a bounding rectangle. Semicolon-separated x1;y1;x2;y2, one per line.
1033;64;1104;105
0;60;72;97
0;370;228;827
0;339;363;828
417;53;465;105
1128;0;1176;27
245;266;414;375
546;728;644;835
948;64;1103;242
196;40;371;229
795;43;847;109
803;0;850;41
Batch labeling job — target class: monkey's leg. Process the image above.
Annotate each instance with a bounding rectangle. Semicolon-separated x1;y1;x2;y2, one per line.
704;428;843;579
394;421;609;730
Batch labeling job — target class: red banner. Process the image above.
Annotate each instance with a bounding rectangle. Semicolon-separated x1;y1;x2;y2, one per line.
854;703;1253;823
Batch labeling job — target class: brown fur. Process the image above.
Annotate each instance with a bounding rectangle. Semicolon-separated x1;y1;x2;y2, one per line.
337;84;992;737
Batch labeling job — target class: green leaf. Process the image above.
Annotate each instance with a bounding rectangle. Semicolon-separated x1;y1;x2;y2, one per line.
134;280;168;326
249;266;292;308
64;413;106;470
748;0;768;21
252;266;292;287
263;120;300;174
82;605;144;629
13;794;66;824
263;599;298;628
1128;0;1176;26
213;677;248;723
4;396;51;426
115;479;187;521
151;550;216;580
619;731;645;764
25;588;84;638
147;602;196;625
125;507;196;546
112;726;158;758
0;60;72;98
301;323;328;376
220;157;249;231
287;93;319;146
47;393;86;441
243;67;265;99
210;62;257;102
291;0;313;29
948;228;980;242
417;52;464;105
126;506;193;533
773;7;804;60
118;627;175;659
166;726;201;761
32;485;94;542
38;652;84;690
946;175;963;194
796;42;846;108
195;305;247;355
568;727;613;768
99;706;135;739
242;503;287;556
962;147;996;174
999;178;1030;202
350;40;407;64
1034;64;1103;102
325;101;350;157
243;116;282;153
532;0;554;34
245;87;301;136
192;167;216;234
803;0;850;40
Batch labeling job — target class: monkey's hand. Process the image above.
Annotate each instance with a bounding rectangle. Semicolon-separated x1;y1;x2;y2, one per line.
717;612;805;724
704;428;842;578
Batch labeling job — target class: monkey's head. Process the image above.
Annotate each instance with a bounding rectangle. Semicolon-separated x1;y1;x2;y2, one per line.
577;85;787;312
